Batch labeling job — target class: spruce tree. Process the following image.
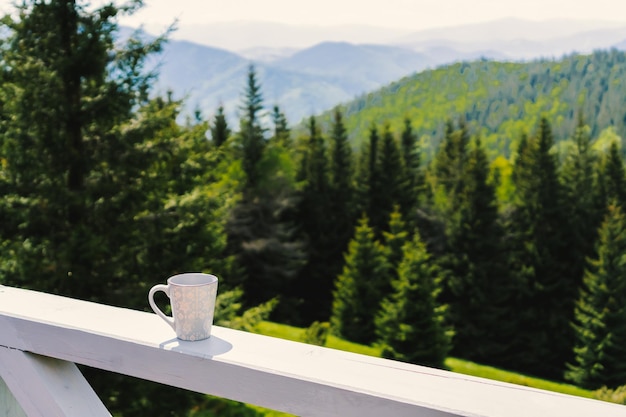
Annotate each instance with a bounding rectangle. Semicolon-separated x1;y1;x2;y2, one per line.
375;230;452;368
210;105;230;147
565;204;626;389
383;206;409;275
433;119;456;189
597;140;626;212
446;136;512;365
239;64;266;188
271;104;291;148
506;118;574;379
433;118;469;200
327;108;357;311
399;117;422;225
375;123;404;234
560;116;601;312
355;123;380;225
292;116;335;324
331;215;390;344
226;70;304;314
423;118;471;258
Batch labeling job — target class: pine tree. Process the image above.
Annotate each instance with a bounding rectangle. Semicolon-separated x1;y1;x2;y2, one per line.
597;140;626;212
331;215;390;344
329;107;356;239
375;230;452;368
210;105;230;147
399;117;422;225
326;108;357;315
226;69;304;316
560;116;601;314
383;206;409;275
271;104;291;148
423;118;471;258
433;118;469;200
445;136;512;364
292;116;335;324
374;123;404;234
433;119;456;189
355;123;380;223
239;64;266;188
506;118;574;379
565;204;626;389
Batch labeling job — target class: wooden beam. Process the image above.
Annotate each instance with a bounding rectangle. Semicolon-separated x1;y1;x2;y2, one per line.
0;285;624;417
0;346;110;417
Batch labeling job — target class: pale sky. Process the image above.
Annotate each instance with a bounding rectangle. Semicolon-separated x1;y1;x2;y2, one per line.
115;0;626;30
1;1;625;31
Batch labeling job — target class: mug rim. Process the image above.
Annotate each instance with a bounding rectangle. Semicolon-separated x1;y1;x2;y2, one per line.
167;272;218;287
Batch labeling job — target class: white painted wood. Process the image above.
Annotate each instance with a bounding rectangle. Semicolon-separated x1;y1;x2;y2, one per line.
0;285;624;417
0;374;27;417
0;346;110;417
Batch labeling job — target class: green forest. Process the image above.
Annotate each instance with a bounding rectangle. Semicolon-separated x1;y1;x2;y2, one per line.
1;1;626;416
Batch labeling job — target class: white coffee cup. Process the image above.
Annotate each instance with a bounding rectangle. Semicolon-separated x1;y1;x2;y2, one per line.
148;273;219;341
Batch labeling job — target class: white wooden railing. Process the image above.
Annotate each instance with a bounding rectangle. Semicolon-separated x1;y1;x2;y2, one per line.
0;285;625;417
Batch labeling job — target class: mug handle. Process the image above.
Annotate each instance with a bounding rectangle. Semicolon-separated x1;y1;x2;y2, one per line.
148;284;175;331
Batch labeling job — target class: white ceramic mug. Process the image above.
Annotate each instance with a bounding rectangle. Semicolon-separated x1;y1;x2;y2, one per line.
148;273;219;341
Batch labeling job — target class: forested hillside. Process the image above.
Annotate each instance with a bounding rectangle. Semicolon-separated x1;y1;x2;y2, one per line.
326;50;626;159
2;1;626;416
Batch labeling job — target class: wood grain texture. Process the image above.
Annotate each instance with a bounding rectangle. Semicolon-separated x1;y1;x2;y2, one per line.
0;285;624;417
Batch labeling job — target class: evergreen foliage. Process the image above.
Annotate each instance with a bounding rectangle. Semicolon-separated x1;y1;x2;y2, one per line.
328;50;626;158
375;230;452;368
597;141;626;212
354;123;379;225
506;118;575;379
0;1;235;415
238;64;266;188
4;2;626;404
331;215;390;344
271;105;291;148
226;67;304;318
210;105;230;148
382;206;409;275
375;123;405;234
560;116;602;307
398;117;423;225
566;204;626;389
444;136;513;364
292;117;335;324
328;108;357;276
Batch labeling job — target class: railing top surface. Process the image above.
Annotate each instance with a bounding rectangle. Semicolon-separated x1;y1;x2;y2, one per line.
0;285;624;417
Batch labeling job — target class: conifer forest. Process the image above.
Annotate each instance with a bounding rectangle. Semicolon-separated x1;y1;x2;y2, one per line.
1;1;626;416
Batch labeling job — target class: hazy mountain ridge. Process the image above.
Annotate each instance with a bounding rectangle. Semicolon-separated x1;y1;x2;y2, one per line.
392;17;626;44
315;50;626;160
156;21;412;51
143;18;626;125
151;38;438;124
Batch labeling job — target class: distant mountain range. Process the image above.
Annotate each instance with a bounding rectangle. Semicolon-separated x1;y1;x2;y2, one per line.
142;18;626;125
320;50;626;160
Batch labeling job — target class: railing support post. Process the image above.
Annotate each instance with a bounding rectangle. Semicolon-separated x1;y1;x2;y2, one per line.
1;373;26;417
0;346;110;417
